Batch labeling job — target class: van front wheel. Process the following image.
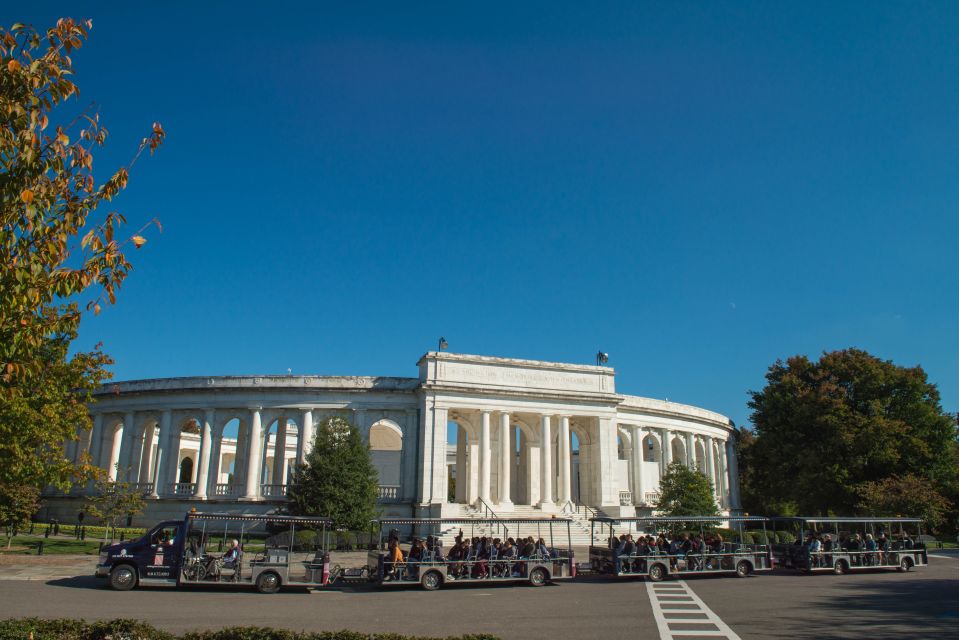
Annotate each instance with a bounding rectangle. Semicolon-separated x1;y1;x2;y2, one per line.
109;565;137;591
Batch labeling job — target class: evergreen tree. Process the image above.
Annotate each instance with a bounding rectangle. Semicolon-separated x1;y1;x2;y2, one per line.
286;417;378;531
655;462;719;517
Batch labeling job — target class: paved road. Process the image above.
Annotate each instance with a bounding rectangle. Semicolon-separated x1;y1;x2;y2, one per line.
0;554;957;639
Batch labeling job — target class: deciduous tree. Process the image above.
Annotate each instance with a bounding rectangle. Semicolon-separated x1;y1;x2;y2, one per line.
857;474;952;528
655;461;719;517
0;483;39;548
0;19;164;492
85;467;146;543
746;349;958;517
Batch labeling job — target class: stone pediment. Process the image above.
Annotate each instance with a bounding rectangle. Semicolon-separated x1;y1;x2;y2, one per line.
417;352;616;396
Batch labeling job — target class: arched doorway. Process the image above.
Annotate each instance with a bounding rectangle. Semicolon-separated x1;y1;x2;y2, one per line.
369;419;403;500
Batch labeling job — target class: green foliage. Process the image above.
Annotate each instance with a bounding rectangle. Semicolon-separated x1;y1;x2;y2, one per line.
85;468;146;542
286;417;379;531
0;620;500;640
745;349;959;517
857;473;952;527
0;19;164;494
0;483;38;548
654;462;719;518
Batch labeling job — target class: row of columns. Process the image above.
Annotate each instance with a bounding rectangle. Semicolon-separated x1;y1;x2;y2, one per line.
80;407;315;500
625;426;733;508
469;411;574;508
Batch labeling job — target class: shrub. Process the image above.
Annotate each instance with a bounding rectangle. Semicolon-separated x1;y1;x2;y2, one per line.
0;621;499;640
775;530;796;544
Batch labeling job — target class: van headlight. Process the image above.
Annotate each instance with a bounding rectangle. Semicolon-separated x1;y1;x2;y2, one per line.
99;551;108;563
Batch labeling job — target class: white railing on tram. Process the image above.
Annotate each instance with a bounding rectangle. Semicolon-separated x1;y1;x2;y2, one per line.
378;485;400;500
261;484;288;498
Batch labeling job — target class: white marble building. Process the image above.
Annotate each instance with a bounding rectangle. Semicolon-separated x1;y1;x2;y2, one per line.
43;351;741;524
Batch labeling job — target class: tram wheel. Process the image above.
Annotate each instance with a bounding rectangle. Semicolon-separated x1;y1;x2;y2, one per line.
648;563;665;582
898;557;913;573
256;571;281;594
109;565;137;591
833;560;848;575
421;570;443;591
735;561;751;578
529;568;548;587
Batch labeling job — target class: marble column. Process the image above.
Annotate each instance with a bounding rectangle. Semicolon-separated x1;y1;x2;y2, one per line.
297;409;314;465
539;415;554;507
662;429;672;467
498;412;513;507
88;413;105;469
272;417;287;485
704;436;715;497
194;409;214;499
107;422;123;481
206;420;224;496
243;408;263;500
455;425;467;503
557;415;572;505
479;411;491;503
117;411;137;479
631;426;645;505
685;432;695;468
150;410;172;498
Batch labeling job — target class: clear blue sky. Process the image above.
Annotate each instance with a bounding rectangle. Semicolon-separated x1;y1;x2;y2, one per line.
24;1;959;428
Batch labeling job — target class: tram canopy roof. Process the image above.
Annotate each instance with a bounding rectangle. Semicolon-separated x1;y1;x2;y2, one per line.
186;512;333;525
375;517;572;525
589;516;770;524
770;516;924;524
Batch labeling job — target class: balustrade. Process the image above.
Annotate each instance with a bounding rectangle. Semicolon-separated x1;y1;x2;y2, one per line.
377;485;400;501
261;484;288;498
213;483;238;497
644;492;660;505
619;490;633;506
170;482;196;496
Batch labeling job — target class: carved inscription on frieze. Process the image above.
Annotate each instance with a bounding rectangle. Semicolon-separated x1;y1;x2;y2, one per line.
436;361;611;393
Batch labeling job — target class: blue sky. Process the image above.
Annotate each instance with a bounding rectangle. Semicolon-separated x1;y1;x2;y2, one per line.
23;2;959;428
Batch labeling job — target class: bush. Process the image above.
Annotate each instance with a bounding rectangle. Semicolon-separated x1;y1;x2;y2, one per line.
0;620;499;640
776;530;796;544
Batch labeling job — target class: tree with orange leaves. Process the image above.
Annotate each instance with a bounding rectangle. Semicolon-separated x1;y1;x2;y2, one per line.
0;18;164;496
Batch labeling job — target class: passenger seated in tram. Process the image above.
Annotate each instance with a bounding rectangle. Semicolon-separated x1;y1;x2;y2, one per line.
536;537;552;559
864;534;878;565
893;533;913;550
501;539;519;576
386;539;405;580
877;533;890;564
407;538;425;577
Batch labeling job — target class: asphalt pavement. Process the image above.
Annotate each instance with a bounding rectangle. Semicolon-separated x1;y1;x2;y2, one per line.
0;553;956;639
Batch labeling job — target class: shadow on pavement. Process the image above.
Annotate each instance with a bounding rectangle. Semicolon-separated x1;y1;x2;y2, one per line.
773;576;959;639
46;576;105;590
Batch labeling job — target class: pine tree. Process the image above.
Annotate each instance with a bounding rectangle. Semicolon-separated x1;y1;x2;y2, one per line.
286;417;379;531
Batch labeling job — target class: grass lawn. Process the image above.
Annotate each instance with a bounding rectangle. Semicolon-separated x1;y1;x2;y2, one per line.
1;535;104;555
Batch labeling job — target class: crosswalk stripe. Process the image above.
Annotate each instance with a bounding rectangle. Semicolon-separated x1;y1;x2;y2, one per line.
646;580;742;640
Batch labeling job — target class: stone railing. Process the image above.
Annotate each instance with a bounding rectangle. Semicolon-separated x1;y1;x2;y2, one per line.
171;482;196;496
131;482;154;496
261;484;288;499
214;483;238;497
644;492;660;505
377;485;400;501
619;490;632;506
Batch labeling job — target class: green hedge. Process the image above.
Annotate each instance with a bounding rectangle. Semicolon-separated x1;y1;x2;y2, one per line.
0;619;499;640
28;522;147;540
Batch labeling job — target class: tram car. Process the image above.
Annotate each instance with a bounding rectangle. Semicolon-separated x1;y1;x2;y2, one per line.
368;517;575;590
589;516;774;581
769;517;928;575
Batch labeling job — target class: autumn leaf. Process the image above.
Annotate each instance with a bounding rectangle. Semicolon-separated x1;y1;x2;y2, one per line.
7;59;20;72
93;303;101;315
20;189;34;203
131;235;146;248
